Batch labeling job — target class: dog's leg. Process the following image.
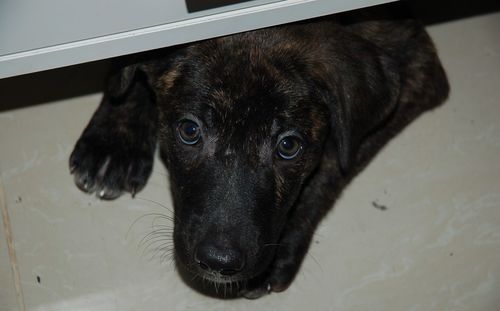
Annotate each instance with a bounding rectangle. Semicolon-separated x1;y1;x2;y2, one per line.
70;79;157;199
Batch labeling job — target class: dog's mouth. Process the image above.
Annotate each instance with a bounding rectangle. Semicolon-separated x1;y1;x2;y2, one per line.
174;257;258;298
192;269;250;285
178;256;268;283
173;244;278;298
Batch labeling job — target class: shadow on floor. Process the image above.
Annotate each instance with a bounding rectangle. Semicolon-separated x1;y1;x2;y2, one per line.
0;60;110;112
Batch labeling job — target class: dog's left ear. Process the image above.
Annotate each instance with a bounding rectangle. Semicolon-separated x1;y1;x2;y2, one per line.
311;38;400;172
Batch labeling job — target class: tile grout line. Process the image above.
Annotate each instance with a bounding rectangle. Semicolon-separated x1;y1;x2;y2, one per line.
0;179;26;311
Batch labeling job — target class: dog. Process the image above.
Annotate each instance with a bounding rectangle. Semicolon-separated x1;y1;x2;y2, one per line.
69;4;449;298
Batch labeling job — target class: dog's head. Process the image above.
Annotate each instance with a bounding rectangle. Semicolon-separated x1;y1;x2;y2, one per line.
110;26;400;286
157;36;333;284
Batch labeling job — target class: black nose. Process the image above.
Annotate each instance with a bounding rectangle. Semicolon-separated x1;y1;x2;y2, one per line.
194;241;245;276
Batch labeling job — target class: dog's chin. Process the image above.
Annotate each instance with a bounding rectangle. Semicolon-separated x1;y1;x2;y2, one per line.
174;256;272;298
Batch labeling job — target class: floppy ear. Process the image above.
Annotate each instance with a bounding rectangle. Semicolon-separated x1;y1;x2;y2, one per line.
105;49;186;99
106;61;140;99
313;38;400;172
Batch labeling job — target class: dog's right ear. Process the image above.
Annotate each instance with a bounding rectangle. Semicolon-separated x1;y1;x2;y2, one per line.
106;49;185;99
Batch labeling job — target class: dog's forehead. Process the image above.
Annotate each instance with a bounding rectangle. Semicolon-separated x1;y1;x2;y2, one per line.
206;88;283;135
197;63;294;131
197;72;323;144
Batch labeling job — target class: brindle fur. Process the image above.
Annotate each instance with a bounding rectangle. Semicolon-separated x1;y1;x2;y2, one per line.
70;4;449;299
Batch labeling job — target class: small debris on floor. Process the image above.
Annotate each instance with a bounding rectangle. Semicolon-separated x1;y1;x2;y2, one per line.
36;275;41;284
15;196;22;203
372;201;388;211
450;252;454;256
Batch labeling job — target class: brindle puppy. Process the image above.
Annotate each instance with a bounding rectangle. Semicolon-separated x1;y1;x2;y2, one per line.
69;5;449;298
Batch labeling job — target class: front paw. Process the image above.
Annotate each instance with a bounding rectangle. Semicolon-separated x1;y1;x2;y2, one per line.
69;135;153;200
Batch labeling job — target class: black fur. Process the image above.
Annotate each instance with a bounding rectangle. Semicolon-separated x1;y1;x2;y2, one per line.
70;4;449;299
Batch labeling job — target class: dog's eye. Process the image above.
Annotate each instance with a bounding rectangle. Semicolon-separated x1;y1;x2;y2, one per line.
277;136;302;160
177;120;201;145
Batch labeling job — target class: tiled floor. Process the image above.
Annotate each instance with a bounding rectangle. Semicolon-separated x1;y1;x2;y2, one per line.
1;12;500;311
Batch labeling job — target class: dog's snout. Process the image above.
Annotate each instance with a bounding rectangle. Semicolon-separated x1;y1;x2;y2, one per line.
194;241;245;276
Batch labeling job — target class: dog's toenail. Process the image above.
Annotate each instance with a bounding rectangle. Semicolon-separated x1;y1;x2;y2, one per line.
99;190;106;197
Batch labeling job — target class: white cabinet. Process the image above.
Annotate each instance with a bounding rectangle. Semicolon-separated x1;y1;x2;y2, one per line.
0;0;395;78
